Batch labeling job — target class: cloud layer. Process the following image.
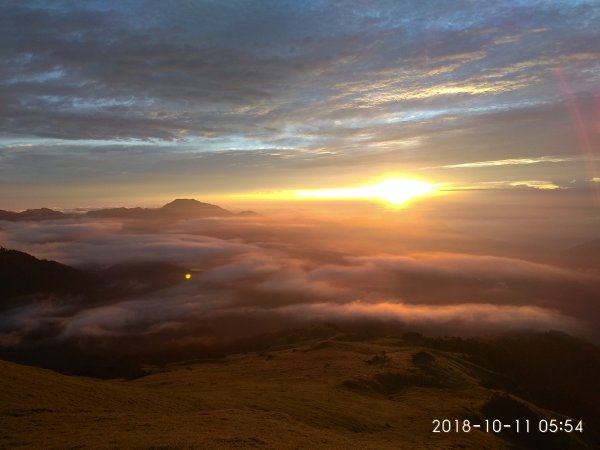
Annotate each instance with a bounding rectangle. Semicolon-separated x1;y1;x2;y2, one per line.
1;208;598;361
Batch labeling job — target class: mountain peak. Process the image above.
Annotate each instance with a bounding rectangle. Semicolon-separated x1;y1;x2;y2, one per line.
0;208;66;221
160;199;232;216
161;199;216;209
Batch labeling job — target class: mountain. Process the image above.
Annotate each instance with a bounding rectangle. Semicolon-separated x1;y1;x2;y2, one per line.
0;248;188;309
160;198;232;216
0;247;97;303
84;206;150;219
0;208;67;221
1;248;598;447
0;200;255;221
86;198;236;219
1;331;598;449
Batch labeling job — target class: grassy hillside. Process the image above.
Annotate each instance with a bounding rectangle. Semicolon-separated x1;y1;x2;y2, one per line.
1;333;596;449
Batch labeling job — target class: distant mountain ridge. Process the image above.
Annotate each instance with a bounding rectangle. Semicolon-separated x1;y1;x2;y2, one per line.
87;198;233;218
0;199;256;221
0;208;67;221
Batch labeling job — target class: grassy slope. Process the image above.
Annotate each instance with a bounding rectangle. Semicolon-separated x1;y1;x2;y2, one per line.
0;336;592;449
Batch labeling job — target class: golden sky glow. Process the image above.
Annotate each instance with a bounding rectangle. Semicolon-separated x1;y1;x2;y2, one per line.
225;177;438;206
295;178;435;205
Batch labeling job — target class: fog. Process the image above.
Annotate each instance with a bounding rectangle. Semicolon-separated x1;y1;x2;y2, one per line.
1;191;599;367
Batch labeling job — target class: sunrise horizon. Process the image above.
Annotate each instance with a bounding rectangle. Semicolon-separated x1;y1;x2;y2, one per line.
2;1;599;448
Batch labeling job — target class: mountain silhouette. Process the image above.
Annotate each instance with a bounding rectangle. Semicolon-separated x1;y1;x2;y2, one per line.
87;199;236;219
0;248;188;307
159;198;232;216
0;200;254;221
0;247;96;302
0;208;67;221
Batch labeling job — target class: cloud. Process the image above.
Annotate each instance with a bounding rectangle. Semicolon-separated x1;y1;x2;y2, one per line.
2;0;599;145
280;301;583;335
1;2;599;209
1;209;599;359
430;156;585;169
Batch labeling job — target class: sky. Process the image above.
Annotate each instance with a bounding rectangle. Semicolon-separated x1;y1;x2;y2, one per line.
1;0;600;209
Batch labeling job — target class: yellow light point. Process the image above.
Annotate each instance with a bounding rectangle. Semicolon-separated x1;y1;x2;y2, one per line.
185;273;192;280
295;178;436;206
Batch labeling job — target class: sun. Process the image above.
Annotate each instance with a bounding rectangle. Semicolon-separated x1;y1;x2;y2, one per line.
295;178;436;206
359;178;434;205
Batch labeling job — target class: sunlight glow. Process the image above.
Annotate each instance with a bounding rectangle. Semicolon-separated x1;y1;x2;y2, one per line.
295;178;435;205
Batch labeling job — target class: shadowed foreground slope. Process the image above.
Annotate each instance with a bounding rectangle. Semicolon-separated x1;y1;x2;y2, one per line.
1;333;596;449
